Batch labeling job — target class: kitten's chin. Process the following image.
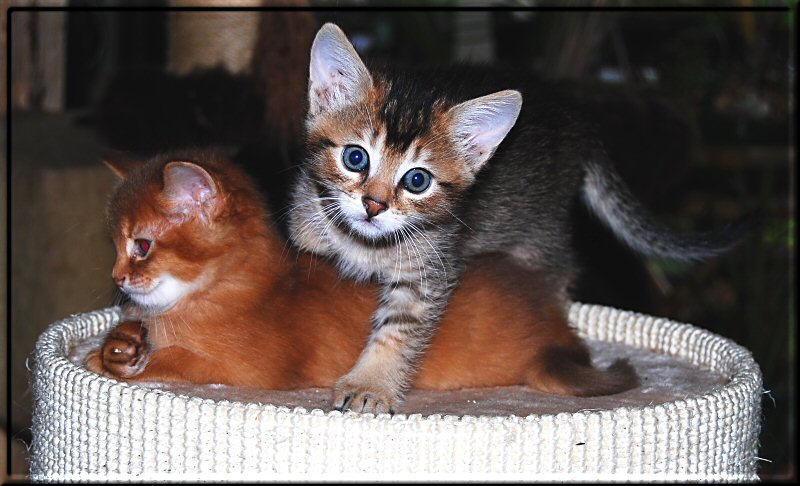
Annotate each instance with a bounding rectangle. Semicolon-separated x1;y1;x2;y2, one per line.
347;218;392;241
124;274;195;313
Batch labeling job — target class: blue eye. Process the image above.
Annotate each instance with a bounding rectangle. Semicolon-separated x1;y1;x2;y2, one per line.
402;168;432;194
342;145;369;172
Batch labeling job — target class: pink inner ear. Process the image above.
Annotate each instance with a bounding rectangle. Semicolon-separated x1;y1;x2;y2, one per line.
163;162;217;212
448;90;522;171
308;23;372;116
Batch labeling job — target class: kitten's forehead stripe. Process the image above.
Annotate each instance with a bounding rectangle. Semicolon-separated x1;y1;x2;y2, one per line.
378;78;442;152
412;144;422;162
393;144;431;187
364;127;383;150
366;130;387;178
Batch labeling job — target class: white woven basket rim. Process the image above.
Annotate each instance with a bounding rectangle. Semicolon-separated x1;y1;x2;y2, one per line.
34;303;760;422
30;303;764;481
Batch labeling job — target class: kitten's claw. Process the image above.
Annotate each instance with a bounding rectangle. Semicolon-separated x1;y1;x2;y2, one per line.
334;393;355;412
332;380;397;415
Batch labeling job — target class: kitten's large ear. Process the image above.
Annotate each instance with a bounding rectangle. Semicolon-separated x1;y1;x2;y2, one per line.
162;162;219;225
447;90;522;174
308;23;373;117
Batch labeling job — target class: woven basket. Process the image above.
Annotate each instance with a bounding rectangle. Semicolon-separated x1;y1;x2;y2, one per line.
30;304;762;482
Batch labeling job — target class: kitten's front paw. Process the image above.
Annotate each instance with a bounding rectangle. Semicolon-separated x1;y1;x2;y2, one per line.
84;349;108;375
85;320;149;379
332;378;398;414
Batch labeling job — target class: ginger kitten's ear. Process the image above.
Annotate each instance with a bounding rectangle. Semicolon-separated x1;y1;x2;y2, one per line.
308;23;373;118
447;90;522;174
162;162;219;225
103;158;135;179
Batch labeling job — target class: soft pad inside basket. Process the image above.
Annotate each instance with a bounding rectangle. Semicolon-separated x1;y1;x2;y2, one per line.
30;303;762;481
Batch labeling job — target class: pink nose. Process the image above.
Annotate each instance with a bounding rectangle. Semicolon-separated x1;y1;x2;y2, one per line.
113;274;127;287
362;197;388;219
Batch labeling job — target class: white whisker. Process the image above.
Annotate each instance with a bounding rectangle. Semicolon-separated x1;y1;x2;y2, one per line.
400;226;428;298
443;208;472;231
406;220;449;285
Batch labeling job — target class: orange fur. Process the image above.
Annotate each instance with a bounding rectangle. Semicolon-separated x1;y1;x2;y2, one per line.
87;152;637;396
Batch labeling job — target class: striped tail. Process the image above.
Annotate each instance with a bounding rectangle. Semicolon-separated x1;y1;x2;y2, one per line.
582;158;755;261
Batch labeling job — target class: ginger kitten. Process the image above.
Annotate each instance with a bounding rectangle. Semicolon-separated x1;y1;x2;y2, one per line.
86;151;638;402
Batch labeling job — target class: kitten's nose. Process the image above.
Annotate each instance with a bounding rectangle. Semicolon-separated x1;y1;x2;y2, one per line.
362;196;388;219
112;274;127;287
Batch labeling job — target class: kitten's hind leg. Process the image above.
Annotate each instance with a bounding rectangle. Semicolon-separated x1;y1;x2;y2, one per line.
504;245;575;305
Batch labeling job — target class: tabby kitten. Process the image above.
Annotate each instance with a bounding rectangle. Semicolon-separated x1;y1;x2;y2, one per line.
86;151;638;398
288;23;746;413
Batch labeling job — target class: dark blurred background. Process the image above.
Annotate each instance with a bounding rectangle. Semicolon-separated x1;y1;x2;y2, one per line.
3;1;795;481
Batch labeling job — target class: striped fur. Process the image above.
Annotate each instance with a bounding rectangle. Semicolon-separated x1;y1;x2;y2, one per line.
287;23;747;413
